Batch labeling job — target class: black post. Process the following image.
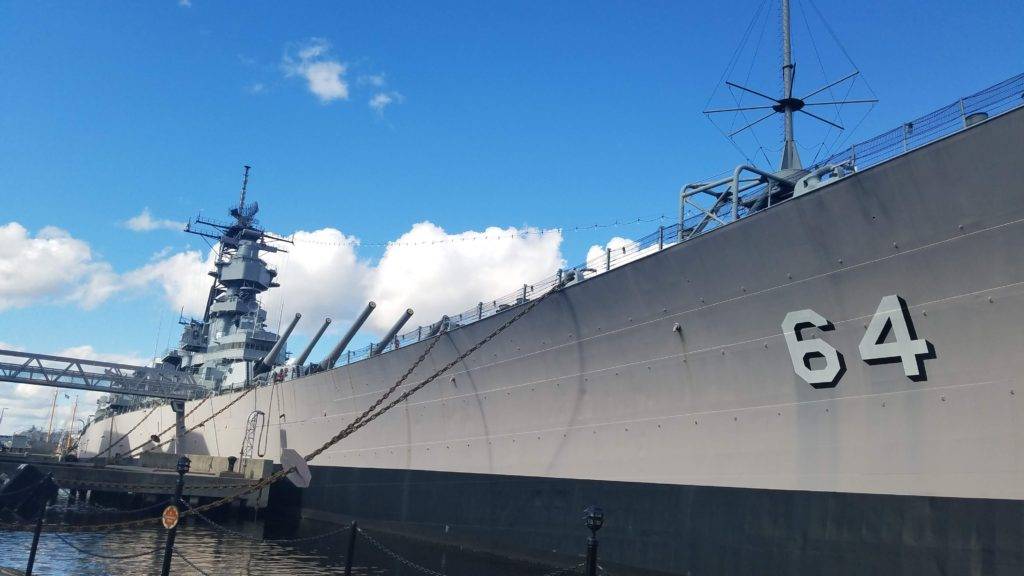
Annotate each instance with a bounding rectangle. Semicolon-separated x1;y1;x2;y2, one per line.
343;520;358;576
25;503;46;576
24;473;56;576
160;456;190;576
585;534;598;576
583;505;604;576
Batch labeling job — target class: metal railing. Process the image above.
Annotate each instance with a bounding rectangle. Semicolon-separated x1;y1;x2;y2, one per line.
336;72;1024;366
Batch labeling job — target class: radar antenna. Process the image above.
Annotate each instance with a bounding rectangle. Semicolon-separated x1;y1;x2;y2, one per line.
703;0;878;171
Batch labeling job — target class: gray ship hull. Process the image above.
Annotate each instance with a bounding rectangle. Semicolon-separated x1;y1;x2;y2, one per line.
82;106;1024;574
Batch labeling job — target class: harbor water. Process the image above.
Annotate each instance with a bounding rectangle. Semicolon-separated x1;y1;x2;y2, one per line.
0;497;578;576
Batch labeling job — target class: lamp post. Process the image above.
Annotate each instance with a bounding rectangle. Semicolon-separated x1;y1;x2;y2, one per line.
583;505;604;576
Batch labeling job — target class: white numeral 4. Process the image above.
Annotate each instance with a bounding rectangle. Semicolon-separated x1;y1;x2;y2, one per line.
858;294;932;380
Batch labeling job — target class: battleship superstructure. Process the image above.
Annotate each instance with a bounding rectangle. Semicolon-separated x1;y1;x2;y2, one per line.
76;7;1024;575
165;166;295;391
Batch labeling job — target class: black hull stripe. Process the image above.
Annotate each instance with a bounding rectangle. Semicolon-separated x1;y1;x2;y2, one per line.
268;465;1024;575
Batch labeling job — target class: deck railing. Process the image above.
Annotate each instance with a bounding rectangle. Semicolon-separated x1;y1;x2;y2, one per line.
338;72;1024;365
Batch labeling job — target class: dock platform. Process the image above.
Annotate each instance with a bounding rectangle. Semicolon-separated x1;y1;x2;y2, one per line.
0;452;273;509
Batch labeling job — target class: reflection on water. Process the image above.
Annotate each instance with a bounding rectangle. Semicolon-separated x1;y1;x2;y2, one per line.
0;498;571;576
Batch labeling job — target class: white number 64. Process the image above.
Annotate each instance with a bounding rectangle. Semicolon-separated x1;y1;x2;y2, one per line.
782;294;932;387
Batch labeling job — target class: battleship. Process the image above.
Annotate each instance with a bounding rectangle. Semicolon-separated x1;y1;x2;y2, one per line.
48;5;1024;574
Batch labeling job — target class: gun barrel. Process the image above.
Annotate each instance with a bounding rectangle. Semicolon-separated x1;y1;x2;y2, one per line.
295;317;332;366
371;308;414;356
254;313;301;375
321;301;376;369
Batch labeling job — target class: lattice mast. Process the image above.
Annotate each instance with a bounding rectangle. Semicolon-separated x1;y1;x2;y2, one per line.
780;0;799;170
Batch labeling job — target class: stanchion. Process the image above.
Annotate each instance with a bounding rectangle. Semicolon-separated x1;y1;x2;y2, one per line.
0;466;60;576
24;474;57;576
583;505;604;576
343;520;358;576
160;456;190;576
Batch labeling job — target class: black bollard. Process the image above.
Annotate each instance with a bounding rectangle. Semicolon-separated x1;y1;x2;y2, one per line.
343;520;358;576
583;505;604;576
25;473;58;576
160;456;191;576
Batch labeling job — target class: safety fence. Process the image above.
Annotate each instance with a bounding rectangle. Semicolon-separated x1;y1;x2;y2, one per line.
335;72;1024;366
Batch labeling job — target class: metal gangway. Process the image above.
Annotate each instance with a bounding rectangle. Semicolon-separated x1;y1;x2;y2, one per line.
0;349;207;400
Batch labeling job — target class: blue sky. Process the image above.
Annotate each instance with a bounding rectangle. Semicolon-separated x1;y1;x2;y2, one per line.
0;0;1021;430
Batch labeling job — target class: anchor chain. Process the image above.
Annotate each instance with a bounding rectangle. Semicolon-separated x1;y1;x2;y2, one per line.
184;502;353;544
184;285;557;519
125;387;248;458
357;526;449;576
90;404;161;461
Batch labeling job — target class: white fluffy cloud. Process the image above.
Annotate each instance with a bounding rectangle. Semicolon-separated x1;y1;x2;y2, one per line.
260;228;372;330
124;249;215;317
367;223;563;332
0;215;565;340
283;38;349;103
124;208;185;232
0;223;118;310
129;222;563;338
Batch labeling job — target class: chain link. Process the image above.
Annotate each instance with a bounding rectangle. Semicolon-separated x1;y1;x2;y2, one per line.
56;478;255;491
357;527;449;576
173;547;213;576
0;284;557;532
184;503;353;545
48;497;172;517
90;404;161;461
182;285;557;519
126;390;245;458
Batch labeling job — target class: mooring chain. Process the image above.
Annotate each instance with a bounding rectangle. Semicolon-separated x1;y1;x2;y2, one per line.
0;286;558;532
57;478;255;491
357;527;450;576
134;393;213;453
173;547;214;576
302;331;446;464
0;510;167;533
184;502;353;545
183;286;557;519
48;497;172;517
89;404;161;462
124;387;253;458
122;393;221;458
